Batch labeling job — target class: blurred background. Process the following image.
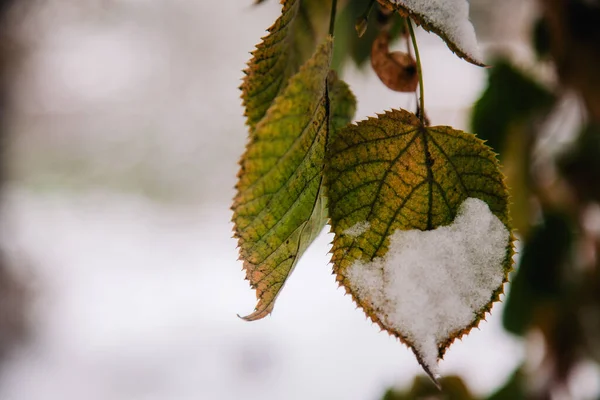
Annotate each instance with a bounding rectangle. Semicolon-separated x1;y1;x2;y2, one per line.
0;0;598;399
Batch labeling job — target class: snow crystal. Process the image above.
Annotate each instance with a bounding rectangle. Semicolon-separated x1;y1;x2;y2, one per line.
391;0;483;64
345;198;509;374
344;221;371;238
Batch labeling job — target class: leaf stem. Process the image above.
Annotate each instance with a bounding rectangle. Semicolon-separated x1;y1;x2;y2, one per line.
359;0;376;22
329;0;338;36
407;18;425;124
365;0;376;16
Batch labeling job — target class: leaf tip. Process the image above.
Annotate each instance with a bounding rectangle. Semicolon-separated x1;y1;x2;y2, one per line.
238;302;275;321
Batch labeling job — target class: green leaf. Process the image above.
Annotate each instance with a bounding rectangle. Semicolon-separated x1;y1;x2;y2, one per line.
471;60;555;155
471;60;554;237
233;38;356;321
327;70;358;133
241;0;331;130
502;212;573;335
325;109;513;379
376;0;485;66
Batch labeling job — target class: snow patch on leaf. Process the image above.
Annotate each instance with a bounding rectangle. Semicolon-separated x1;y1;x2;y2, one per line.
344;221;371;237
388;0;483;65
344;198;509;373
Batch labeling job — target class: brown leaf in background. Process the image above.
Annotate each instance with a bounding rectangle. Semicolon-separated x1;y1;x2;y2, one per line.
370;31;418;92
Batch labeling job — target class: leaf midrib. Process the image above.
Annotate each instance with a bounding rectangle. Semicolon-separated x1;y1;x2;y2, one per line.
340;127;476;260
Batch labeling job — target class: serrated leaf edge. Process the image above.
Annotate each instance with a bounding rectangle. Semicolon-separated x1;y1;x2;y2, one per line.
324;109;515;379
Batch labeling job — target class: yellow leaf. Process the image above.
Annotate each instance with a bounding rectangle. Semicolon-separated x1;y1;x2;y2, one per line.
325;109;514;380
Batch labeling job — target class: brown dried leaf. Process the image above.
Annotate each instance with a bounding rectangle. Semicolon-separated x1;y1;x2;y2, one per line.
371;31;418;92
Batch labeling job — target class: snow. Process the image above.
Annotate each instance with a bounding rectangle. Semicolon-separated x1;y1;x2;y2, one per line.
344;221;371;238
345;198;509;374
390;0;483;64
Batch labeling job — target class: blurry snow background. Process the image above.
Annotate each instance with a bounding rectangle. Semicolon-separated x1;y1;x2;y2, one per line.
0;1;531;399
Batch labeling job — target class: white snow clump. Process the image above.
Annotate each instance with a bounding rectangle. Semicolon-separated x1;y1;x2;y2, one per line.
345;198;509;374
390;0;483;64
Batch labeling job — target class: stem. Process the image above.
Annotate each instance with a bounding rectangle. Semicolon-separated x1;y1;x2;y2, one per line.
329;0;338;36
362;0;376;19
407;18;425;124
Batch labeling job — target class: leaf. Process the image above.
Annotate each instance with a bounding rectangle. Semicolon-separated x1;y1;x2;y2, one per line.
502;212;573;336
370;31;418;92
471;59;555;155
471;60;554;237
241;0;331;130
327;70;358;133
376;0;485;66
233;38;356;321
501;127;533;238
325;109;513;379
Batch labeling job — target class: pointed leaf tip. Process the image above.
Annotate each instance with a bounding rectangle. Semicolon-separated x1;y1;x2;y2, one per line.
238;301;275;321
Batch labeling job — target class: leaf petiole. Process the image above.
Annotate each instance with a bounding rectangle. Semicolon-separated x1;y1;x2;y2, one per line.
329;0;338;36
407;18;426;124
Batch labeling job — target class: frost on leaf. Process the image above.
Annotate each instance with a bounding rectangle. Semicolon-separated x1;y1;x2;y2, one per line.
325;109;513;380
233;37;357;321
377;0;484;66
